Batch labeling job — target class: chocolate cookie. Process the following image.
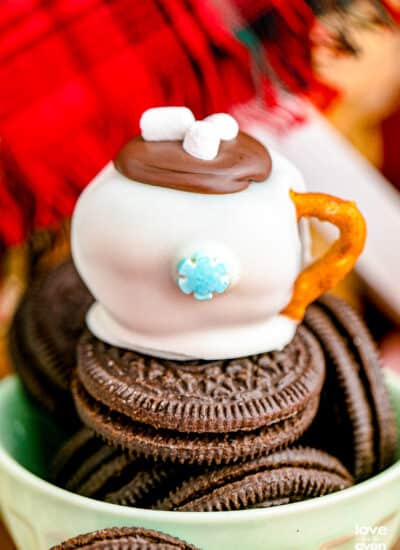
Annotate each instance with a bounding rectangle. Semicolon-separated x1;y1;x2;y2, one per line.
9;302;68;416
52;428;117;492
73;378;319;466
53;433;351;513
304;295;397;480
52;428;187;508
154;447;353;512
9;260;93;419
73;326;325;464
51;527;199;549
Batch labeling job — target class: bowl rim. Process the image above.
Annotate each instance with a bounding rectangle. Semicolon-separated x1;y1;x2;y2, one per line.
0;371;399;523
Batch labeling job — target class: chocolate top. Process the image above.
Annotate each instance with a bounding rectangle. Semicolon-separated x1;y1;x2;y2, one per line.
114;131;272;194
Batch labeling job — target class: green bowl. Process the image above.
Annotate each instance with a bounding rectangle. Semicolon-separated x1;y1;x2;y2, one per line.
0;374;399;550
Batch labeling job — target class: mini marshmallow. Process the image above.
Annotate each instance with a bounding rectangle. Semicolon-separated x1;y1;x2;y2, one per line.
183;121;220;160
140;107;195;141
203;113;239;141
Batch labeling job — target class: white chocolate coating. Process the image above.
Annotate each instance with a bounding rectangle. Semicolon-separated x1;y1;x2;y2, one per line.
72;151;308;360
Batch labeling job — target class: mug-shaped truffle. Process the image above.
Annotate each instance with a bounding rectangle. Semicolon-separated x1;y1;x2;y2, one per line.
72;109;365;360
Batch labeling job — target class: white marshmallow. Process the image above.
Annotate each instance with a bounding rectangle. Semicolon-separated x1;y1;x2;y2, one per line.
140;107;195;141
204;113;239;141
183;121;220;160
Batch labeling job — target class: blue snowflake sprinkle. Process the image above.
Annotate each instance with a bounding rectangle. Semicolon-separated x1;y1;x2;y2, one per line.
176;251;230;301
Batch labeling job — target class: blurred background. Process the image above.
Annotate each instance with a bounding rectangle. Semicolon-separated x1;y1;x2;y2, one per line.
0;2;400;545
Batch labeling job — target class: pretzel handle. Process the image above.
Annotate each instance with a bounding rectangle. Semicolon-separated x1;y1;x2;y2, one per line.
281;190;366;320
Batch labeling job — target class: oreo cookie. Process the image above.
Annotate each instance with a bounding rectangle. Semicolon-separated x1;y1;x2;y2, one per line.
53;431;351;513
154;447;353;511
52;428;187;508
52;428;118;492
9;260;93;420
73;327;325;464
51;527;199;549
304;295;397;480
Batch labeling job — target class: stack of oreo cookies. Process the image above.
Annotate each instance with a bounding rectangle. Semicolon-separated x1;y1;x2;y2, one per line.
52;427;353;511
49;293;396;511
73;326;325;465
9;259;396;510
303;295;397;481
9;260;93;422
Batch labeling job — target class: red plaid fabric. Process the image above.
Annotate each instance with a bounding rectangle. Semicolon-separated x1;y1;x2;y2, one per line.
0;0;255;249
1;0;399;255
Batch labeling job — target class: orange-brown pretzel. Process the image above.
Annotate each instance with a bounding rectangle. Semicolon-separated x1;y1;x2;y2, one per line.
282;190;366;320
